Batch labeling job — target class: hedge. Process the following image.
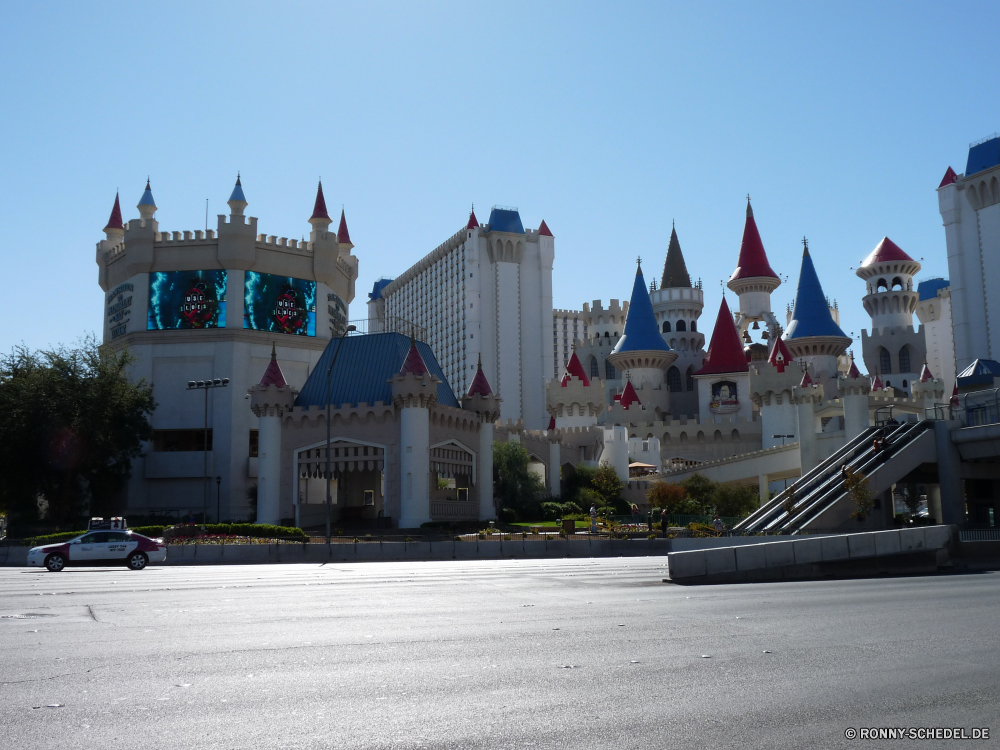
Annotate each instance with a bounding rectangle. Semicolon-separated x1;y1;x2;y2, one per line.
19;523;306;546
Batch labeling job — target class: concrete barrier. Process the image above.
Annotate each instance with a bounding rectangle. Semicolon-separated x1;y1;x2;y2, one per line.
667;525;958;584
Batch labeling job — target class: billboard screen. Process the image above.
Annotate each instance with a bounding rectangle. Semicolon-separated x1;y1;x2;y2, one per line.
147;270;227;330
243;272;317;336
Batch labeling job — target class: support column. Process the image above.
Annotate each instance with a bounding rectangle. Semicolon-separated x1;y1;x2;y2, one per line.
758;474;769;506
479;420;494;520
549;441;561;498
795;399;819;475
399;406;430;528
257;409;282;525
935;420;965;526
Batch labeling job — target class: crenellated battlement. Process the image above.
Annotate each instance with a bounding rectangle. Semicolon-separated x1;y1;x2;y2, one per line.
749;363;802;406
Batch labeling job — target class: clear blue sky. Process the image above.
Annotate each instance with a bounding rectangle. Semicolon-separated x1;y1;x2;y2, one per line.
1;2;996;366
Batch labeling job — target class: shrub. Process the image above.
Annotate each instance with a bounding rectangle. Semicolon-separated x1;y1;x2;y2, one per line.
540;502;563;521
498;506;519;524
163;523;307;541
646;482;687;511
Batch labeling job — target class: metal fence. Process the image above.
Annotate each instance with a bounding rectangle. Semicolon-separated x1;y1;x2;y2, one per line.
959;528;1000;542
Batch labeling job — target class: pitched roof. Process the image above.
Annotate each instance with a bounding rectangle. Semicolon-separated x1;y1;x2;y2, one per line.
730;199;779;281
938;166;957;188
784;247;850;340
951;381;959;406
259;344;287;388
311;181;330;221
138;179;155;207
467;207;479;229
466;355;493;396
548;415;556;430
337;209;352;245
399;339;429;375
872;374;884;390
660;224;691;288
368;278;394;301
619;379;641;408
966;135;1000;177
919;363;933;382
104;193;123;231
847;359;862;379
917;278;949;301
957;358;1000;389
611;264;672;355
800;370;814;387
767;335;793;372
860;236;914;267
295;333;458;409
538;220;553;237
560;351;590;386
695;298;749;375
229;174;246;204
486;207;524;234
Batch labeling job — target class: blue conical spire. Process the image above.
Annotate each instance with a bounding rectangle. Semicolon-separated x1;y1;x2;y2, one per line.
138;178;155;207
612;261;671;354
229;173;246;204
784;244;848;340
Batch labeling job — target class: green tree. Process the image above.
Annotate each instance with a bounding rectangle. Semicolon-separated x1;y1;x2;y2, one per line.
592;463;626;512
561;464;597;507
493;441;544;519
679;474;716;514
844;467;874;519
646;481;687;511
0;338;155;524
711;484;759;518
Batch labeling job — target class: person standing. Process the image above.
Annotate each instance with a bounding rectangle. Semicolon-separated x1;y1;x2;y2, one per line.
713;515;724;534
660;507;668;537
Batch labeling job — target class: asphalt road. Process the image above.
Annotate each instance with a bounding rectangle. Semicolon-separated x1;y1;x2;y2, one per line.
1;558;998;750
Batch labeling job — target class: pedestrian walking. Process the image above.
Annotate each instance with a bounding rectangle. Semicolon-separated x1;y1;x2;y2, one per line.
713;515;724;534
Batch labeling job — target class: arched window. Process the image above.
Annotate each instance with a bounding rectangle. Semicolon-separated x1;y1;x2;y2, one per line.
604;331;609;338
676;320;687;332
879;347;892;374
691;321;697;332
589;356;599;379
686;366;695;391
662;321;671;333
605;360;616;380
898;346;911;374
666;366;682;392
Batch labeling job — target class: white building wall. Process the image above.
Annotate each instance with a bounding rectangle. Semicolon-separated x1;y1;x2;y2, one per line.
916;288;957;392
552;310;585;378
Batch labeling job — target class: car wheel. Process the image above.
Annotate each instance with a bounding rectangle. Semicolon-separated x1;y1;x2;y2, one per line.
127;552;148;571
44;554;66;572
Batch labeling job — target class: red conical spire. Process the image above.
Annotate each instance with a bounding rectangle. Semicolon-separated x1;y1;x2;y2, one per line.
939;167;957;188
951;381;959;406
872;373;884;390
399;338;429;376
861;237;914;267
259;343;288;388
467;205;479;229
730;198;779;281
799;370;814;388
104;192;124;232
547;415;556;430
619;379;641;408
466;354;493;396
560;351;590;386
538;220;553;237
696;298;750;375
919;362;933;382
310;181;330;221
847;359;862;379
337;209;352;246
767;336;793;373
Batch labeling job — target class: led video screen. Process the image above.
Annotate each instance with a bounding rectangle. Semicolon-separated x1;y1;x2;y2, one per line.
243;272;317;336
147;270;227;330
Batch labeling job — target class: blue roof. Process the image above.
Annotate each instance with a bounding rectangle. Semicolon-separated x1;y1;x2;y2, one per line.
295;332;458;409
917;278;949;301
784;249;849;340
957;358;1000;388
229;178;246;203
966;136;1000;177
486;208;524;234
611;265;671;355
138;182;155;207
369;278;394;301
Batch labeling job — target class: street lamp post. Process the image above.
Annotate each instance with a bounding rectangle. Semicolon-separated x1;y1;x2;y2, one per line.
772;435;795;490
216;476;222;523
326;325;357;544
187;378;230;529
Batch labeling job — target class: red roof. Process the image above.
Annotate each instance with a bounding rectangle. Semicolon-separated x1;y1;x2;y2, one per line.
768;336;793;372
939;167;957;188
538;220;553;237
310;181;330;221
399;341;429;376
467;208;479;229
619;380;641;408
872;374;884;390
847;360;862;379
861;237;914;267
799;370;814;388
919;363;933;382
560;351;590;386
104;193;123;231
730;201;779;281
548;415;556;430
337;209;352;245
466;357;493;396
951;381;959;406
695;298;749;375
259;346;288;388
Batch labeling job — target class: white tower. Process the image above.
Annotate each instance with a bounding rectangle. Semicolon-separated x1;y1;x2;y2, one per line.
248;347;297;526
391;340;439;528
461;356;502;520
727;199;782;342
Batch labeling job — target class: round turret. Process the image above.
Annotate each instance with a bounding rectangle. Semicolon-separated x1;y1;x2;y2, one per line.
227;174;248;217
137;179;156;221
856;237;921;330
